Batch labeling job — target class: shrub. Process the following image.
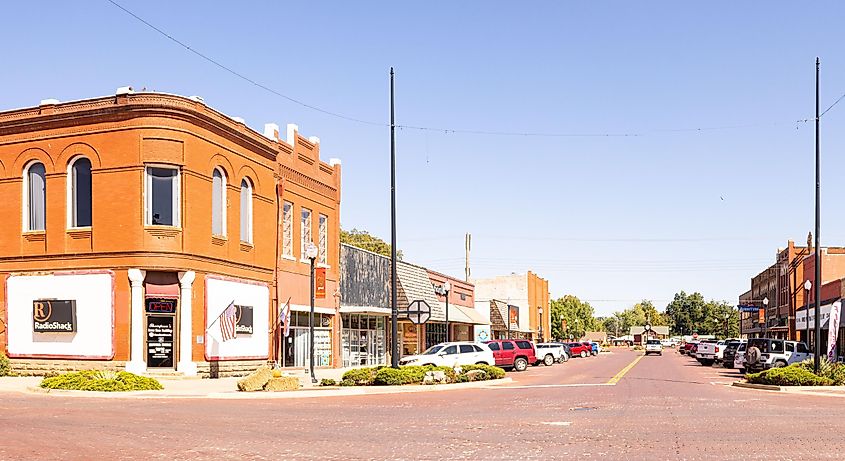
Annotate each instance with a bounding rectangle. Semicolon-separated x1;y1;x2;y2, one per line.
40;370;163;391
373;367;405;386
342;367;378;385
460;364;506;380
796;359;845;385
0;352;9;377
746;365;834;386
339;379;356;387
320;378;337;387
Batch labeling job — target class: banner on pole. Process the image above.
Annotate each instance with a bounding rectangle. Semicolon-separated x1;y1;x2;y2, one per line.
828;301;841;362
315;267;326;299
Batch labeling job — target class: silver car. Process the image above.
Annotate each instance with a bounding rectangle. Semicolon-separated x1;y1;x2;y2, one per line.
645;339;663;355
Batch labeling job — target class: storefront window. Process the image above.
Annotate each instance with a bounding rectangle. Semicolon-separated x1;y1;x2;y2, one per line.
425;323;447;349
280;312;333;368
341;314;387;367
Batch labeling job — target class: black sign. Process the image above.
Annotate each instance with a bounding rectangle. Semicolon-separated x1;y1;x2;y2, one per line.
236;305;253;335
33;300;77;333
146;297;177;314
146;315;174;368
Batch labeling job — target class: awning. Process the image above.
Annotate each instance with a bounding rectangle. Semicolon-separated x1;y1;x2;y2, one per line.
339;305;391;315
144;273;179;299
290;304;335;315
447;305;490;325
796;301;841;330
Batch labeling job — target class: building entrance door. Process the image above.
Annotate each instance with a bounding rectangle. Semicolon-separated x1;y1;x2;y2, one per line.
146;314;175;368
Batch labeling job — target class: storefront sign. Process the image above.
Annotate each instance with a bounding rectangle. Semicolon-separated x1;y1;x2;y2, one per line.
315;267;326;299
32;300;77;333
236;305;254;335
508;305;519;330
146;315;174;368
145;297;177;314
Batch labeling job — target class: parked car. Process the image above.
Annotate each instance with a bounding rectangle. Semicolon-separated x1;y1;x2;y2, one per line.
744;338;812;372
582;341;598;356
660;339;676;348
688;343;699;357
484;339;537;371
399;341;494;367
695;340;722;366
535;343;566;366
682;341;699;356
567;342;592;358
645;339;663;355
733;342;748;372
557;343;572;362
721;340;745;368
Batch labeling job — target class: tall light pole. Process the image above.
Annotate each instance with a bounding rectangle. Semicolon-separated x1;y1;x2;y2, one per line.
762;297;769;338
814;57;822;374
305;242;318;384
443;281;451;342
724;312;730;339
538;306;544;342
804;280;812;348
389;68;399;369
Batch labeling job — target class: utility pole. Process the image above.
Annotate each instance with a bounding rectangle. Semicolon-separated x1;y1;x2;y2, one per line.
390;68;399;369
465;233;471;282
814;57;822;374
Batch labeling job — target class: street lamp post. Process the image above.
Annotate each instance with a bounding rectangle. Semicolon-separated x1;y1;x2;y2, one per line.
305;242;319;384
762;297;769;338
443;281;451;342
804;280;812;349
724;312;730;339
538;307;544;342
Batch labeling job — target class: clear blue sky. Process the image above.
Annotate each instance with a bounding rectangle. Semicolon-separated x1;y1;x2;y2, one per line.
4;2;845;316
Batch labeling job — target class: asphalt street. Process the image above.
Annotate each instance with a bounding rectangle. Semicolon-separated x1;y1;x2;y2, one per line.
2;349;843;460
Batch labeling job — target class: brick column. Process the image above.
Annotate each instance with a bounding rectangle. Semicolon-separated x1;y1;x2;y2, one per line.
125;269;147;374
177;271;197;376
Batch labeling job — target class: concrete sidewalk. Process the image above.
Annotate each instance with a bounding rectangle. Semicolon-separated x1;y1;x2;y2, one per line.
0;375;512;400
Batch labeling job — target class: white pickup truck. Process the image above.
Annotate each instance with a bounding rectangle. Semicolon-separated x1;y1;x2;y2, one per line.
694;339;727;366
535;343;567;366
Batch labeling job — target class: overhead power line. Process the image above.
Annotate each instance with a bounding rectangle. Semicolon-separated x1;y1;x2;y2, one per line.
106;0;845;137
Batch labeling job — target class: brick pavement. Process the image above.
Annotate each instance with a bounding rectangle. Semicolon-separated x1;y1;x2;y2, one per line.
2;350;845;460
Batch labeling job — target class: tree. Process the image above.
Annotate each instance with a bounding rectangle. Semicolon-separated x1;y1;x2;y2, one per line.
602;300;666;337
340;228;403;259
550;295;600;340
664;291;738;338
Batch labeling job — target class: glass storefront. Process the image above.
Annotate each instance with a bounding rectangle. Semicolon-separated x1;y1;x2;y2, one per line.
400;322;420;356
341;314;387;367
425;323;446;349
280;312;333;368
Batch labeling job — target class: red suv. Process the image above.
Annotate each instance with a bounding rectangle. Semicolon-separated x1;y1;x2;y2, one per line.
484;339;537;371
566;342;591;358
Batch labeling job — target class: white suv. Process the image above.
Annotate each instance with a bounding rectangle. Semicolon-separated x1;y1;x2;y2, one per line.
399;342;495;367
744;338;812;372
645;339;663;355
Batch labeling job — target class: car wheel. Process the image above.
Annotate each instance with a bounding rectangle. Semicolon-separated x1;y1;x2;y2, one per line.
773;361;787;368
475;362;487;365
658;352;662;355
580;351;587;358
544;354;555;366
514;357;528;372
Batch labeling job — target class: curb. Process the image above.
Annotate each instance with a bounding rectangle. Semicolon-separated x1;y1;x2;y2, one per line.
731;382;781;391
18;377;514;400
732;381;845;397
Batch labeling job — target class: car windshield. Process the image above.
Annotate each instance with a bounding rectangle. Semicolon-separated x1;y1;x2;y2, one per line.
421;345;444;355
647;340;660;345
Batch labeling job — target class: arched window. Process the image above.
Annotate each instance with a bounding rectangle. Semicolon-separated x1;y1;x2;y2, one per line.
69;158;92;228
240;178;253;243
212;168;226;236
24;162;46;231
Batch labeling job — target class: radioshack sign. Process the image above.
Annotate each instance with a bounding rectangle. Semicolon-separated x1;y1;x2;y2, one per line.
33;300;77;333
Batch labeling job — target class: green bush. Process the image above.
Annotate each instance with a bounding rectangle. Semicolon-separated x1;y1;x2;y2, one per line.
342;367;378;385
0;352;9;377
796;360;845;385
460;364;506;380
746;365;834;386
373;367;405;386
339;379;356;386
319;378;337;387
40;370;163;392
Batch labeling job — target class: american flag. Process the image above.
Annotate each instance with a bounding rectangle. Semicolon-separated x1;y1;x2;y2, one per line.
279;298;292;338
220;301;237;341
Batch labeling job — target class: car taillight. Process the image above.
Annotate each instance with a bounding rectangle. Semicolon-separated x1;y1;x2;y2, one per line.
715;347;719;353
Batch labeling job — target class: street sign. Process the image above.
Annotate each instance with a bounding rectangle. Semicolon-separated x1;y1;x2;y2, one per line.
401;300;431;325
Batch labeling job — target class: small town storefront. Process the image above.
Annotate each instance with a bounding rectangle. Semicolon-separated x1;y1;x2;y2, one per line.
340;312;387;367
280;310;335;368
796;301;844;361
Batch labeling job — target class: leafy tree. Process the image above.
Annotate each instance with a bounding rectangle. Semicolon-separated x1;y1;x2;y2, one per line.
664;291;738;338
602;300;666;337
340;228;403;259
550;295;600;340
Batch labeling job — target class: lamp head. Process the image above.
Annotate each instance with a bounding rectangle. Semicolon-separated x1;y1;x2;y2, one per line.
443;281;451;292
763;297;769;307
804;280;812;291
305;242;318;260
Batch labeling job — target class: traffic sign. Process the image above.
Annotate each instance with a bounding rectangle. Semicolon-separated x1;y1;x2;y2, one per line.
644;323;652;332
401;300;431;325
692;332;699;339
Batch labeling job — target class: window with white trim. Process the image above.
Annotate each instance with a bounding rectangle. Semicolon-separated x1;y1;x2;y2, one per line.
145;166;180;226
282;201;293;257
24;162;46;231
211;168;226;236
300;207;312;259
68;157;92;228
318;213;328;265
240;178;253;243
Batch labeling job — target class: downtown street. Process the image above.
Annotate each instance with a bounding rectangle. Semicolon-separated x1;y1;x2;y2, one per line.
2;348;844;461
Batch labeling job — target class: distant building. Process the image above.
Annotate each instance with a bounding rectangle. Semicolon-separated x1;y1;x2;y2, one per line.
630;325;670;343
472;272;551;342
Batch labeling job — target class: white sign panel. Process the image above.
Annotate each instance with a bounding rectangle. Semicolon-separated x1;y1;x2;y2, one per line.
205;277;269;360
6;273;113;358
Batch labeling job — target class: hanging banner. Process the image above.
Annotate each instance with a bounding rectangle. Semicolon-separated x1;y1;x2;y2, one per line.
315;267;326;299
828;301;841;362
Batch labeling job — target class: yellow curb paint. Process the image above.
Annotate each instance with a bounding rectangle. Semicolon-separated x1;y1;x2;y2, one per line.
606;354;645;385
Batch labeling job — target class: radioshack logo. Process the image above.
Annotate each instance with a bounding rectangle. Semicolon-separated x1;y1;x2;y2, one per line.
235;305;254;335
32;300;77;333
